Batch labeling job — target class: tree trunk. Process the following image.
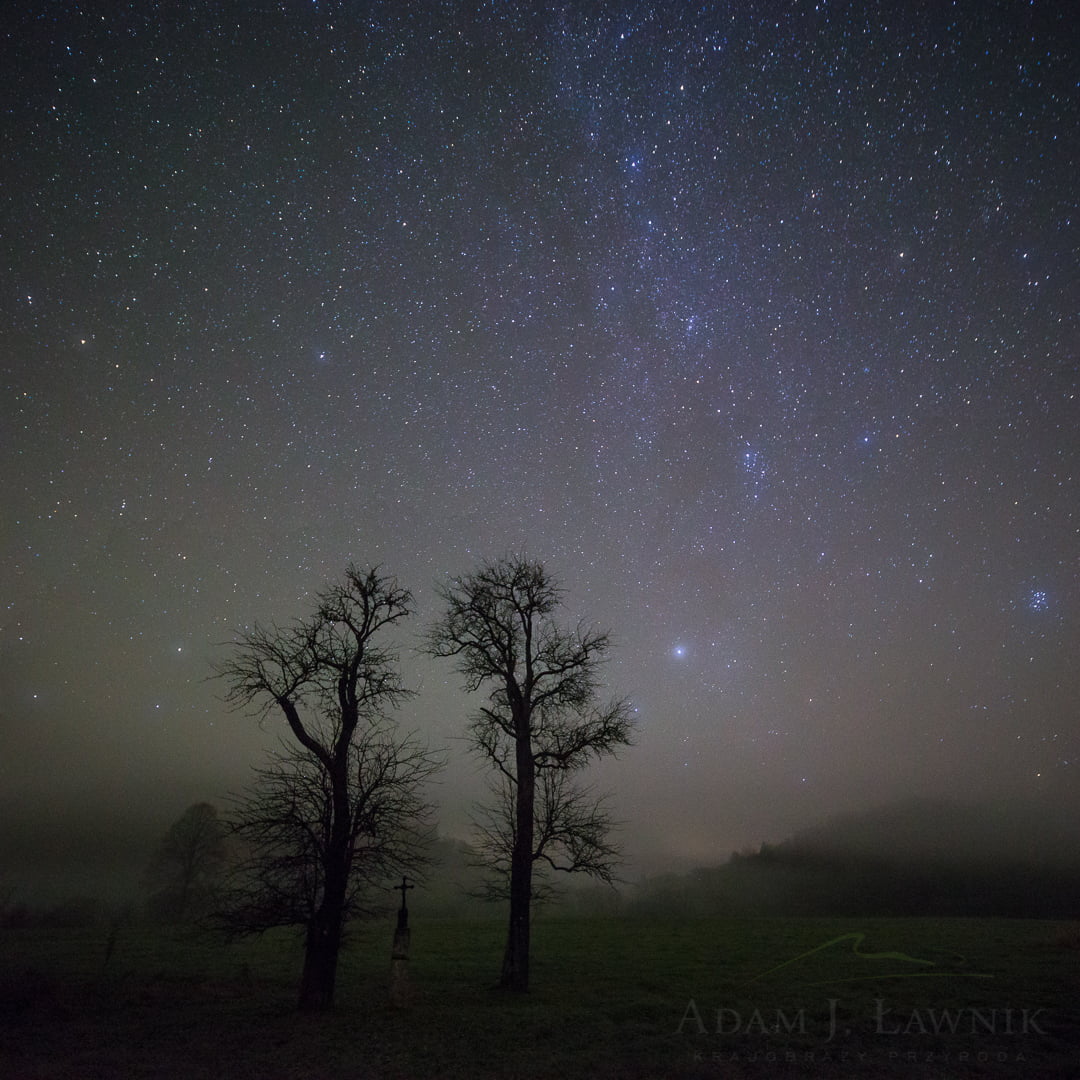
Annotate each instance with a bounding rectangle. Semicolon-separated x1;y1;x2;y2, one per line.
501;728;534;991
298;914;341;1011
298;811;349;1011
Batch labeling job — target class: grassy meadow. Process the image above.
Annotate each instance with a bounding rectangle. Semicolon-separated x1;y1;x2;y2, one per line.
1;915;1077;1078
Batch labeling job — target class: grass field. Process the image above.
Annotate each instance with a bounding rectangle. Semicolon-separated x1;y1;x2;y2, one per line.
1;915;1077;1078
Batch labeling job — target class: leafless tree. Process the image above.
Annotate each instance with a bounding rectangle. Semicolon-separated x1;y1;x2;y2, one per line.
213;565;438;1011
426;555;633;991
146;802;226;922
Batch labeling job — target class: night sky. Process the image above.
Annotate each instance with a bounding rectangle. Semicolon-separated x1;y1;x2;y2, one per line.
2;1;1077;891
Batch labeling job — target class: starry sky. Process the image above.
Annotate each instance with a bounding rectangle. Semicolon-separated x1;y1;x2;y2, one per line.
2;0;1077;891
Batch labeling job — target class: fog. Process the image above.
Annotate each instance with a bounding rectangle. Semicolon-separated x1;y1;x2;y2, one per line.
4;736;1078;917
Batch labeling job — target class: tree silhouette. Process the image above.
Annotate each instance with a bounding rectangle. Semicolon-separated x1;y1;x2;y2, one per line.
213;565;438;1011
146;802;226;922
427;555;633;991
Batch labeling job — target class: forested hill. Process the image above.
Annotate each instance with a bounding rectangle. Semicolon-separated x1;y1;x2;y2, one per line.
630;791;1080;918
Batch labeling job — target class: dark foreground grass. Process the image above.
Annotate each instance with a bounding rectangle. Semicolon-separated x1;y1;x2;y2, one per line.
1;916;1077;1079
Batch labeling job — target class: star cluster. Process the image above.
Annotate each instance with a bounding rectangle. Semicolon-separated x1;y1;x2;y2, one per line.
2;1;1076;869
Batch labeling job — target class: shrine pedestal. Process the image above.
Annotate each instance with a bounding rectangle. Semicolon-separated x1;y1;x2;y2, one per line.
389;925;411;1007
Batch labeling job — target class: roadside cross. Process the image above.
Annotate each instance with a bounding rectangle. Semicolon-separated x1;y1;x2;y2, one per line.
396;875;414;930
390;876;415;1007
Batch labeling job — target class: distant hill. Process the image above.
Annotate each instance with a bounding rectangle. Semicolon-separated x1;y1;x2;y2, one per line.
631;792;1080;918
778;791;1080;868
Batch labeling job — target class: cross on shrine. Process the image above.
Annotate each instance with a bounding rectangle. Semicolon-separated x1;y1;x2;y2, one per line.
396;875;414;929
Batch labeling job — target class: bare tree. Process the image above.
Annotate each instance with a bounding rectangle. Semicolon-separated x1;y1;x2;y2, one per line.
213;565;438;1011
426;555;633;991
146;802;226;922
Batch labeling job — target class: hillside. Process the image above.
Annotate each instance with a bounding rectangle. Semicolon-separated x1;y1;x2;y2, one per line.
631;790;1080;918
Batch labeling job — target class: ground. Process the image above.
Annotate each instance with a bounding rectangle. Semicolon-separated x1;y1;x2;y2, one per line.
1;916;1077;1078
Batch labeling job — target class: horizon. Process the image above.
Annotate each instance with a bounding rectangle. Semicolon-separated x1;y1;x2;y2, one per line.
5;784;1079;909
